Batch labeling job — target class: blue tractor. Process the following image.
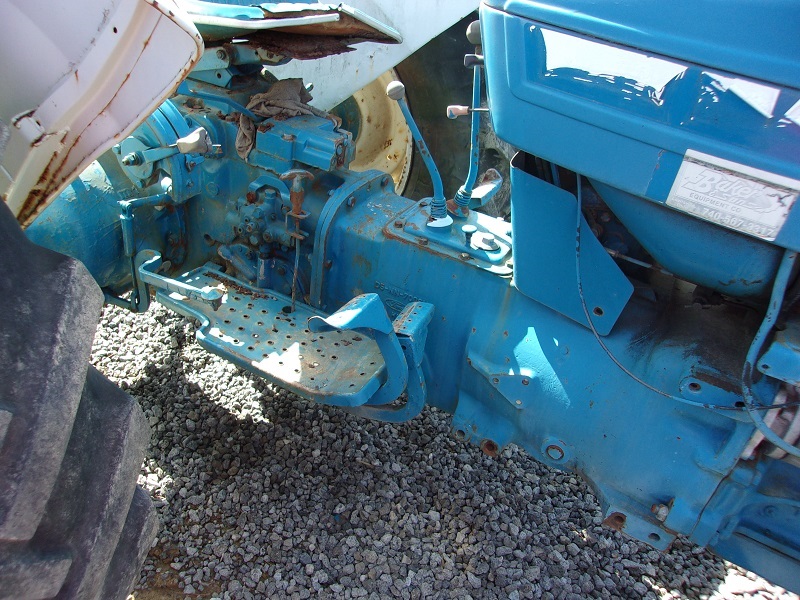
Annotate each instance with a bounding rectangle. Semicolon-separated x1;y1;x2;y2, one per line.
2;0;799;596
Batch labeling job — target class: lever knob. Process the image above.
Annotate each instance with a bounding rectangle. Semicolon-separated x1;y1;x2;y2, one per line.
447;105;470;119
466;20;481;46
386;81;406;101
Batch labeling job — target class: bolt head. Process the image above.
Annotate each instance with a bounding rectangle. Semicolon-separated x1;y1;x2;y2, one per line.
651;503;670;522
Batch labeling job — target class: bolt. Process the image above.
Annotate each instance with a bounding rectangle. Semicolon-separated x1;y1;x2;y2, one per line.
347;197;356;208
521;378;529;385
462;224;477;246
545;444;565;461
246;191;257;203
216;48;227;60
651;503;670;522
381;175;391;188
460;252;470;260
121;152;142;166
394;220;403;228
483;233;499;251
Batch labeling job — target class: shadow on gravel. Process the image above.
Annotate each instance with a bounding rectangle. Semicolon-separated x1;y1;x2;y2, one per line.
97;306;772;600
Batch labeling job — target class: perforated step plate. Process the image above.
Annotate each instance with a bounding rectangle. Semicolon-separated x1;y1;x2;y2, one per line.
156;265;385;406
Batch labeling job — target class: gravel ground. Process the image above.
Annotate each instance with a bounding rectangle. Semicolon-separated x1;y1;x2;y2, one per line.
90;303;798;600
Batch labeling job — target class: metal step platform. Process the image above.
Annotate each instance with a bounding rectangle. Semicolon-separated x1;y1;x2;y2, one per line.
156;264;386;406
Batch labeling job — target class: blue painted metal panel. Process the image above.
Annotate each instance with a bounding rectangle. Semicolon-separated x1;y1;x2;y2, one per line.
480;4;800;260
758;318;800;386
510;154;633;334
483;0;800;90
591;181;783;298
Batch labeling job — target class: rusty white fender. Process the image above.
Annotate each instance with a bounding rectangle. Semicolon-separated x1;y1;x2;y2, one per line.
266;0;480;110
0;0;203;227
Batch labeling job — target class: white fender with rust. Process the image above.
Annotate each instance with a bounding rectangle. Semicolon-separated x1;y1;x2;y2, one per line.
268;0;480;110
0;0;203;226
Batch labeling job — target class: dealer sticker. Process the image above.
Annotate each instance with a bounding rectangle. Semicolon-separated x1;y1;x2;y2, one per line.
666;150;800;241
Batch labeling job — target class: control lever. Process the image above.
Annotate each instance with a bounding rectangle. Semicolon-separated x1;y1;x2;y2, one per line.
280;169;313;312
386;81;453;229
447;20;485;218
121;127;217;167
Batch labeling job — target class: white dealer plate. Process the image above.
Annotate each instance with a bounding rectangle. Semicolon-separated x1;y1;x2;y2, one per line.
666;150;800;241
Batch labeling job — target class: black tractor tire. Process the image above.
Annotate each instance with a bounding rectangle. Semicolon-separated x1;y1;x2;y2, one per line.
0;200;157;600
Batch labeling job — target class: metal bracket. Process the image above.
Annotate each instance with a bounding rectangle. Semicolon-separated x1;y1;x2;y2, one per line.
138;250;223;311
346;301;434;422
309;293;408;406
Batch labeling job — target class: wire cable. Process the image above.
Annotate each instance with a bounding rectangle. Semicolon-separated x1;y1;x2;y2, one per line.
573;174;798;413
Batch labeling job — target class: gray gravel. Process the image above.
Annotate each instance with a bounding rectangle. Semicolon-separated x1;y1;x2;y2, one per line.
90;303;798;600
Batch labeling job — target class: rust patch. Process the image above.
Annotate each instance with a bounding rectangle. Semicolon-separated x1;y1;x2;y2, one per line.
480;439;499;458
692;370;740;395
602;512;627;531
17;147;60;225
207;272;277;301
247;32;359;60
